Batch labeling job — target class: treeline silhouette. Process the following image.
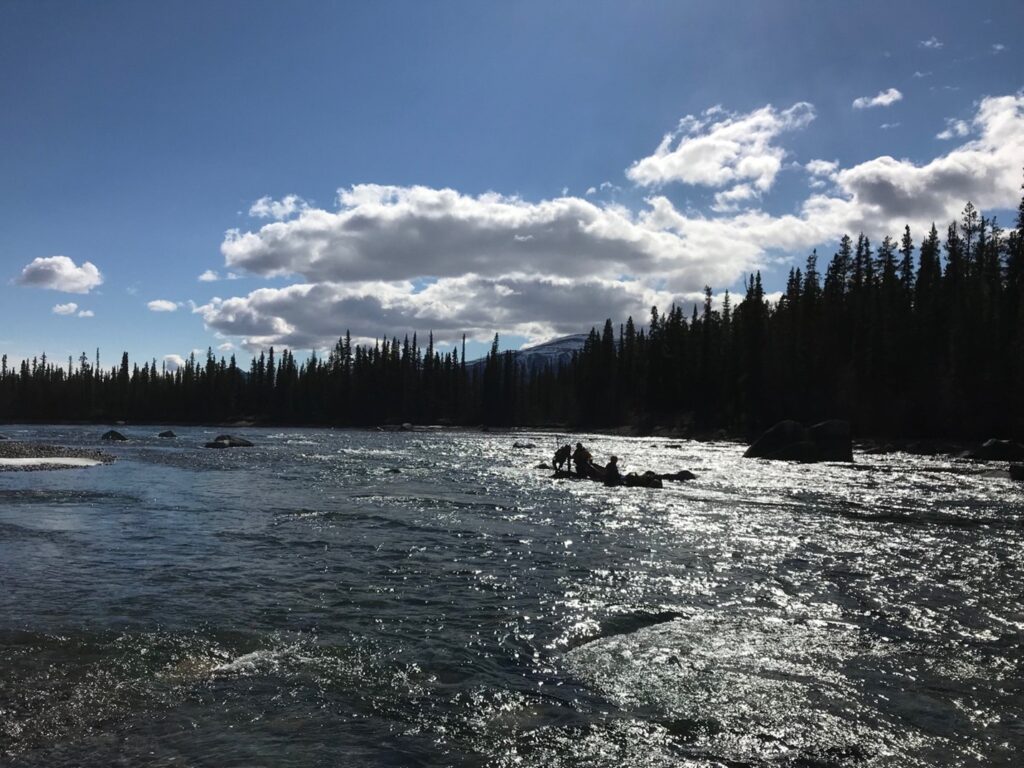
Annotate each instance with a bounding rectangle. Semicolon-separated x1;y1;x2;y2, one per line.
2;192;1022;439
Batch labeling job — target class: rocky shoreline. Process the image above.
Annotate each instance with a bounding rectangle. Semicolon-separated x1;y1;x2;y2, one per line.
0;441;115;472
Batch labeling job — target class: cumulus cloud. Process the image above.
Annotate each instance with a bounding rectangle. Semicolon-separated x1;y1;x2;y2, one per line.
852;88;903;110
199;93;1024;351
626;103;815;203
992;43;1005;54
920;36;943;49
195;275;680;351
147;299;179;312
220;185;724;286
52;302;79;315
77;309;94;318
16;256;103;294
249;194;309;220
163;354;186;371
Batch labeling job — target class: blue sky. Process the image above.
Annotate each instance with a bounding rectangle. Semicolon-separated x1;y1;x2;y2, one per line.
2;1;1023;367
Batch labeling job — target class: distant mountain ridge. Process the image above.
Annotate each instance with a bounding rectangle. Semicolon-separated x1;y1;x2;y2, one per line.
469;333;587;374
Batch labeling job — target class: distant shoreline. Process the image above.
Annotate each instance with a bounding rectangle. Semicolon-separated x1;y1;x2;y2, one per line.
0;419;996;457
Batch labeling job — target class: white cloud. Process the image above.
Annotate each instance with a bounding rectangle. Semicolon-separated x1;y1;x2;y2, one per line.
913;70;931;78
16;256;103;293
198;269;240;282
880;122;901;130
77;310;94;318
992;43;1005;54
217;342;235;353
147;299;179;312
920;36;943;49
220;184;734;287
585;186;597;196
195;275;682;351
936;118;970;140
52;302;79;315
852;88;903;110
626;102;815;205
249;194;309;220
163;354;186;371
198;93;1024;352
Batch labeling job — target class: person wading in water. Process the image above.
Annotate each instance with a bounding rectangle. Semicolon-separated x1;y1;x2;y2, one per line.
572;442;593;477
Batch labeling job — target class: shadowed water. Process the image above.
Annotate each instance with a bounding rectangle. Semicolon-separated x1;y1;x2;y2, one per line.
1;425;1022;766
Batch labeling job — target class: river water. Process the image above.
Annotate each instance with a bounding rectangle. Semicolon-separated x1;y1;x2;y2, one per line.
1;425;1021;766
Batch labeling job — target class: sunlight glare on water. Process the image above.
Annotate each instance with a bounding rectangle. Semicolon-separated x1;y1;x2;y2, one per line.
0;425;1022;766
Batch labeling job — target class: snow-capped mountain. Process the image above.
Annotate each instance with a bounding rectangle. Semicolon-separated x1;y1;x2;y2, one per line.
469;333;588;374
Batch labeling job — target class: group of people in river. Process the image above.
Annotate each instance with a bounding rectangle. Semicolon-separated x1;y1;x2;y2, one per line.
552;441;622;486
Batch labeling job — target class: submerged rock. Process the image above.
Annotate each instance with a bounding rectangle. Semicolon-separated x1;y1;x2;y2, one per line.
204;434;254;449
101;430;128;442
744;419;852;463
513;441;537;449
158;430;176;438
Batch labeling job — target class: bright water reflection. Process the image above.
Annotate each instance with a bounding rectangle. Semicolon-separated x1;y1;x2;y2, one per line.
0;425;1021;766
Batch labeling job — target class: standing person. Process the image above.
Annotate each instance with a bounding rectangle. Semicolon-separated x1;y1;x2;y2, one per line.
572;442;593;477
553;444;572;472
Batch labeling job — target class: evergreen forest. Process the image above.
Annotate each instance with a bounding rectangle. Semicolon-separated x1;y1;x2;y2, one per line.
3;191;1023;440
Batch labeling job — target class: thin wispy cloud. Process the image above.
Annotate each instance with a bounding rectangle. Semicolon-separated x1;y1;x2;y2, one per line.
852;88;903;110
920;36;943;49
936;118;970;140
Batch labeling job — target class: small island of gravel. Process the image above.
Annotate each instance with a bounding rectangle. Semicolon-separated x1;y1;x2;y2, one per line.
0;441;115;471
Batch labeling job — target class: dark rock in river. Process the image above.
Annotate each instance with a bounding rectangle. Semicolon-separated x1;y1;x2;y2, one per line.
624;471;663;489
101;430;128;441
536;461;551;469
158;430;176;438
1009;464;1024;481
513;441;536;449
660;469;697;481
744;419;852;463
205;434;254;449
966;439;1024;462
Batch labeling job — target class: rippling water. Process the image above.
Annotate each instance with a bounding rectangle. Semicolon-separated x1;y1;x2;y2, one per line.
1;425;1022;766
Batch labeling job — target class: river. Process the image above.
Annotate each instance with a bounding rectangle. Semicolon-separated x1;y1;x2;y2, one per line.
1;425;1021;766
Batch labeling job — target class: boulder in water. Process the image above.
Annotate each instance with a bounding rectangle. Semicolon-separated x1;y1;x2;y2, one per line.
966;439;1024;462
204;434;254;449
624;471;663;489
743;419;852;463
660;469;697;481
158;430;176;438
101;430;128;442
513;441;536;449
